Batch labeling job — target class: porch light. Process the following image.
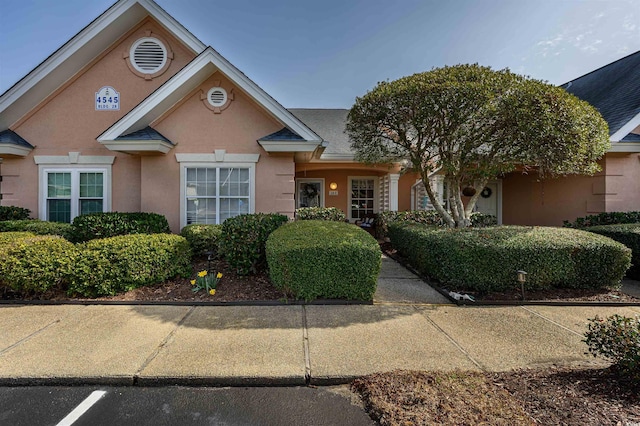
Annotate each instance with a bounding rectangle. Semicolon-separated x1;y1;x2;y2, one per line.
516;270;527;300
329;182;338;190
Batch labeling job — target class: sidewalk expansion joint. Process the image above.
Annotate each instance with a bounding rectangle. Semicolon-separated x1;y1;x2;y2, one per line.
519;306;583;338
133;306;196;384
414;306;485;372
302;305;311;385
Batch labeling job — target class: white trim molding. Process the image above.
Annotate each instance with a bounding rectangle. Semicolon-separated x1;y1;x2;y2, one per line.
101;140;174;154
175;151;260;163
608;142;640;153
34;153;115;165
0;144;32;158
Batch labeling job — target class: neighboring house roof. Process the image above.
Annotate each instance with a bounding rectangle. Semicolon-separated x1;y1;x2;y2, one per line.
98;47;323;154
561;50;640;143
289;108;354;160
0;0;206;130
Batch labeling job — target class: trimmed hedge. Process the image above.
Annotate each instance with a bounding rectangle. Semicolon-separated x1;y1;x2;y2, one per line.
295;207;346;222
266;221;381;301
0;231;36;244
564;211;640;228
388;223;631;292
70;212;170;242
219;213;289;275
0;220;73;239
377;210;497;237
586;224;640;280
0;235;78;295
180;224;222;257
68;234;192;297
0;206;31;221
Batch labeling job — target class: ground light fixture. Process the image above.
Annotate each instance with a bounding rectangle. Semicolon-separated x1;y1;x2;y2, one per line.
516;270;528;300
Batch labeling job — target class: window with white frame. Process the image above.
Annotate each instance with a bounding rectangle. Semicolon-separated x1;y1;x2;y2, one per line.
185;167;251;225
44;169;107;223
350;177;376;220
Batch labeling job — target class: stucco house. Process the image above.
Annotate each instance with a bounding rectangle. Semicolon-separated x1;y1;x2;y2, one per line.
0;0;418;233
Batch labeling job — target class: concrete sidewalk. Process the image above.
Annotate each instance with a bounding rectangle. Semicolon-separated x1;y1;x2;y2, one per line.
0;256;638;386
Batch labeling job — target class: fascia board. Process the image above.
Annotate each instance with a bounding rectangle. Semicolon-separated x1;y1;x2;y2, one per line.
608;142;640;153
0;144;33;157
100;140;174;154
258;140;320;153
610;111;640;142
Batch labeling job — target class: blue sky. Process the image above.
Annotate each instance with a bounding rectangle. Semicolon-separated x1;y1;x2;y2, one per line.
1;0;639;108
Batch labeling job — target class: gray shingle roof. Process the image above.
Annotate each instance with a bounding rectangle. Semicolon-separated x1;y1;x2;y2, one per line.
288;108;352;155
115;126;173;144
562;50;640;137
259;128;304;141
0;129;33;148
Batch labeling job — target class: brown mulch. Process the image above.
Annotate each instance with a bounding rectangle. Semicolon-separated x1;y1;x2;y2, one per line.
380;242;640;304
352;367;640;425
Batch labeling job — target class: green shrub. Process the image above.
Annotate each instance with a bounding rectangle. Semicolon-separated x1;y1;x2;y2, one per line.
0;220;73;239
180;224;222;257
266;221;381;301
586;223;640;280
68;234;192;297
0;206;31;221
377;210;497;237
295;207;346;222
0;235;78;295
70;212;170;242
0;231;36;244
219;213;289;275
564;211;640;228
388;223;631;292
585;315;640;379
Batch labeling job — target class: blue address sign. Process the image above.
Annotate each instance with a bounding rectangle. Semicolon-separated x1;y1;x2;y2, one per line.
95;86;120;111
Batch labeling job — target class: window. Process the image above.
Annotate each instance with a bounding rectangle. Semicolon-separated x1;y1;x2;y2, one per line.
185;167;251;225
350;177;376;220
45;170;106;223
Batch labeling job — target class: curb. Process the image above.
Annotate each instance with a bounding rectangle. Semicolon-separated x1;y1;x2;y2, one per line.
0;299;373;307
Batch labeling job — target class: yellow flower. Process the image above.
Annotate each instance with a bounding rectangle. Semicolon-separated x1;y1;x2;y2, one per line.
190;279;196;285
209;289;216;296
198;270;208;278
216;272;223;279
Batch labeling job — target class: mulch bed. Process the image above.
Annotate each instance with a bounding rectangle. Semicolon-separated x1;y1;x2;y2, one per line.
380;242;640;304
352;366;640;425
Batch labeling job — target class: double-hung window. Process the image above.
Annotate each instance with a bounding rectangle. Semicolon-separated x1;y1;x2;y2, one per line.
44;169;106;223
185;167;251;225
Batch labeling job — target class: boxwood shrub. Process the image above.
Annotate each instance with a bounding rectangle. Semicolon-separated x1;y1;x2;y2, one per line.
219;213;289;275
388;223;631;292
0;220;73;239
68;234;192;297
295;207;346;222
0;231;36;244
586;224;640;280
70;212;170;242
377;210;497;237
180;224;222;257
0;235;78;295
266;220;381;301
0;206;31;221
564;211;640;228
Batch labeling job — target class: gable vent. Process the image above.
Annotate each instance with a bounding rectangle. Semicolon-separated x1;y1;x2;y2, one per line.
207;87;228;107
130;38;167;74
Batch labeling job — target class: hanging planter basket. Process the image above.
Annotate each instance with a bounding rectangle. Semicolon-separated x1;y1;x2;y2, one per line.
462;186;476;197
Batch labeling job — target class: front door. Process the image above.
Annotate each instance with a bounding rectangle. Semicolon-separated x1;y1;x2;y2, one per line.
474;181;500;222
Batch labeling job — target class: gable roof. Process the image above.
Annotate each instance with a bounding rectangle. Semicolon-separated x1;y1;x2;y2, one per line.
0;0;206;129
289;108;354;160
561;50;640;142
98;47;323;149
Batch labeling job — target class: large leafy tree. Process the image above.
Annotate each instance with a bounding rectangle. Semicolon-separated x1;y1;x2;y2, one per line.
346;64;610;227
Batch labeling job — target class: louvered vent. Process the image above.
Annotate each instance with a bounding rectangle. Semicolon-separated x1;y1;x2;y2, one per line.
130;38;167;73
207;87;228;107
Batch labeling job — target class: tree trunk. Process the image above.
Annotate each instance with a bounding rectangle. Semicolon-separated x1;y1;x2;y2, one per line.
420;172;455;227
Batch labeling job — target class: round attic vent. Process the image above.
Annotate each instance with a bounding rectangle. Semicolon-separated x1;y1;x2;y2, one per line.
207;87;228;107
130;37;167;74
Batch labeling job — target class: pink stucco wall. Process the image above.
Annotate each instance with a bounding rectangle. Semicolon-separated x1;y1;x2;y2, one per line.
1;17;196;216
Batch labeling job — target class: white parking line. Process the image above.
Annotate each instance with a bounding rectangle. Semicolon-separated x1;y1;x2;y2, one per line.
56;390;107;426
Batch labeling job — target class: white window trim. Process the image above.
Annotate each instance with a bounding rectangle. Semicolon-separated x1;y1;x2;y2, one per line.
348;176;379;222
38;165;112;222
295;178;325;209
177;155;257;229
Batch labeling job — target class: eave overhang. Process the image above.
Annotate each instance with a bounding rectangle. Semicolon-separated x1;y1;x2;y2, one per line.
0;129;34;158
